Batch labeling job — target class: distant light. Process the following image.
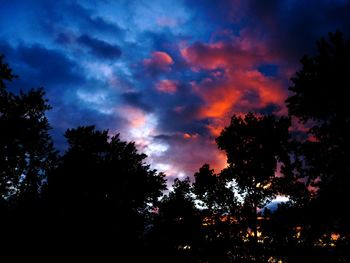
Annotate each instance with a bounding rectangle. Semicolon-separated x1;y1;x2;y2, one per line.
275;196;289;202
331;233;340;241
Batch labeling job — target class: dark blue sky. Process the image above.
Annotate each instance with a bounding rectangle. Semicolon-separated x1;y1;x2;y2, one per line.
1;0;350;182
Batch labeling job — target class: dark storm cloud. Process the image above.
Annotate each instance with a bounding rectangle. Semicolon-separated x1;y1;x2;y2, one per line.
155;90;207;135
77;35;122;60
122;91;153;112
184;0;238;29
241;0;350;60
158;106;208;135
184;0;350;62
0;39;126;151
0;41;84;89
18;44;84;85
48;2;124;37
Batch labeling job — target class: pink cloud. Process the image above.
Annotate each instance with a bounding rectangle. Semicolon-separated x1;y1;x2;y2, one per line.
156;79;178;94
143;51;174;73
152;133;227;180
119;106;147;128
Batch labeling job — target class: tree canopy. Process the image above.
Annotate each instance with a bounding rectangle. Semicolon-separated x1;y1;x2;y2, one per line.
0;31;349;262
286;31;350;260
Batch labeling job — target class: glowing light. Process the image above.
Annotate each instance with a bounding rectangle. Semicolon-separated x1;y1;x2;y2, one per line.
256;182;272;189
331;233;340;241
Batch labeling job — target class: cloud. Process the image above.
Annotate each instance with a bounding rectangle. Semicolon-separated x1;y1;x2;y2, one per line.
77;35;122;60
2;0;350;185
143;51;174;75
155;79;178;94
0;41;85;89
181;41;274;70
195;70;286;135
181;38;287;137
156;17;179;27
122;91;153;112
237;0;350;60
152;133;227;182
57;2;124;37
180;34;285;82
131;0;190;33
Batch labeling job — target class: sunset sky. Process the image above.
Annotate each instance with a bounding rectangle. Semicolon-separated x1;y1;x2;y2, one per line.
1;0;350;183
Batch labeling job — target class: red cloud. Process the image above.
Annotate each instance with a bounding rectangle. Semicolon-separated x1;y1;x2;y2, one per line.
181;41;274;71
195;70;286;119
182;38;287;136
143;51;174;73
156;79;178;94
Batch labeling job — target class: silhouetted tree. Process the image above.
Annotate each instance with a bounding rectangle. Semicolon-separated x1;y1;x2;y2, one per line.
286;31;350;261
47;125;166;259
194;164;237;215
0;54;57;257
0;54;16;89
216;113;291;261
193;164;240;262
0;55;56;201
148;177;203;262
0;54;17;202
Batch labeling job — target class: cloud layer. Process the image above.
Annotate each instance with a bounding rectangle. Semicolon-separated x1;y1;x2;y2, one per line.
1;0;350;184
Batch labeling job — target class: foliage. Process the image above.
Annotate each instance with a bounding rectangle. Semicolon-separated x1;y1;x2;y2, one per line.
0;31;349;261
286;31;350;261
0;55;56;204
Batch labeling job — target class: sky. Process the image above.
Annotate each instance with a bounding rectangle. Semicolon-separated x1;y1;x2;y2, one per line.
1;0;350;184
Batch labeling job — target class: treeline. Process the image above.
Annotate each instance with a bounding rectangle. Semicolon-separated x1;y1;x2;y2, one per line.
0;32;349;262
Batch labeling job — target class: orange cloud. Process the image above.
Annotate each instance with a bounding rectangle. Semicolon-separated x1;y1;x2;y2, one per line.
143;51;174;72
156;79;178;94
195;70;286;119
182;39;287;136
198;83;241;118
